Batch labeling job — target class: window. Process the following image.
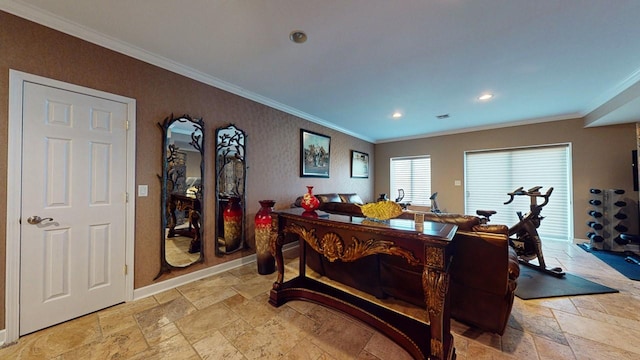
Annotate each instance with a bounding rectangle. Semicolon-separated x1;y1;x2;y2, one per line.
390;156;431;205
465;144;572;242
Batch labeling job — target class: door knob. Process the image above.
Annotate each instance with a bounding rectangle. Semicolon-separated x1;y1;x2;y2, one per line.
27;216;54;225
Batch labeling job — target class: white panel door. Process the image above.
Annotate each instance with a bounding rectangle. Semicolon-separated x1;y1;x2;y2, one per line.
19;82;128;335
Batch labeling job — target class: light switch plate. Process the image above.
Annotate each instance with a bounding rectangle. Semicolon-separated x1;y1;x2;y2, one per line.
454;180;462;186
138;185;148;197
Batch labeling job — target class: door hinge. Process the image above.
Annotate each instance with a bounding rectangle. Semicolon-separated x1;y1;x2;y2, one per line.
124;264;128;275
125;192;129;203
125;120;130;130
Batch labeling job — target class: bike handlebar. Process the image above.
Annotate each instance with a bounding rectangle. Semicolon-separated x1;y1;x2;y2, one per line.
504;186;554;206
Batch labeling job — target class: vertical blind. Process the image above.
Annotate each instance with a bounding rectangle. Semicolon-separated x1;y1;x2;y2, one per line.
465;144;572;242
390;156;431;206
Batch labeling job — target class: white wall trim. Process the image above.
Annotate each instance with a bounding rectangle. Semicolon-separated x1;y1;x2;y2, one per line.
5;69;25;344
134;255;257;300
375;113;581;144
4;70;136;344
125;89;137;303
133;243;298;301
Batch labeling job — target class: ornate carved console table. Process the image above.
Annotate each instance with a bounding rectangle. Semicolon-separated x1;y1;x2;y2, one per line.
268;208;457;360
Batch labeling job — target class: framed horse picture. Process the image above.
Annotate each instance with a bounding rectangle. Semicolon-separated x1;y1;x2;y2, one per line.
300;129;331;178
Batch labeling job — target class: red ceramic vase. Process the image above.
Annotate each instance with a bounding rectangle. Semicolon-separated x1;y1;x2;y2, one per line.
254;200;276;275
301;186;320;211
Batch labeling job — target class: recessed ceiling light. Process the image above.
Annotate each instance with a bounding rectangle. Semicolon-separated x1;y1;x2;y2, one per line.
478;93;494;101
392;112;403;119
289;30;307;44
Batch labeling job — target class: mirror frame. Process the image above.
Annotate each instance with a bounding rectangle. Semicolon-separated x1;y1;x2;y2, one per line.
215;124;247;256
156;114;205;279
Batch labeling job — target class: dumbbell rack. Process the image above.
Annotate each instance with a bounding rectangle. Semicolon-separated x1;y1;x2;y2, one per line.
587;188;634;252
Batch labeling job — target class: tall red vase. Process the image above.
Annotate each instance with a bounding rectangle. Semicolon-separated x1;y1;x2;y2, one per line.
301;186;320;211
255;200;276;275
223;197;242;252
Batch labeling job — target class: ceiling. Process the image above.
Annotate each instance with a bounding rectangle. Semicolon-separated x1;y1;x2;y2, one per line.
4;0;640;143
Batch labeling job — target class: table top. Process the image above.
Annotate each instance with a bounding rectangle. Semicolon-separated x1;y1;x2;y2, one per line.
276;208;457;242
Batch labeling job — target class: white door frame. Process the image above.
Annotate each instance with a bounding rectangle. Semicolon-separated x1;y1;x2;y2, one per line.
5;70;136;343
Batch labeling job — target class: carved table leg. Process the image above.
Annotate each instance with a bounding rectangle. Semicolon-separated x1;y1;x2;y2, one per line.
423;246;452;360
269;216;285;287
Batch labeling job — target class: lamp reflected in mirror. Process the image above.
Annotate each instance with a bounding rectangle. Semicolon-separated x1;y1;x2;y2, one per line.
156;114;204;279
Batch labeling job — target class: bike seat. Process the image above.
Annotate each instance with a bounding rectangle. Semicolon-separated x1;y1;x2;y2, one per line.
476;210;497;218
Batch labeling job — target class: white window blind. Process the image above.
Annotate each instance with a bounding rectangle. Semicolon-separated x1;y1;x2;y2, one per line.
390;156;431;205
465;144;572;242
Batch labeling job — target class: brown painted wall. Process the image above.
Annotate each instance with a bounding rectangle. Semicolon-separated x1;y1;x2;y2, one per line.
0;12;374;330
375;119;639;238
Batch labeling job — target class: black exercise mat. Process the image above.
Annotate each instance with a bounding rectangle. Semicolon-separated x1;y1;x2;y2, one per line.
515;266;618;300
577;243;640;281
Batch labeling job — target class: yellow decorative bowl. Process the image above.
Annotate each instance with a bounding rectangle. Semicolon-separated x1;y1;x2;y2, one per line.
358;201;403;220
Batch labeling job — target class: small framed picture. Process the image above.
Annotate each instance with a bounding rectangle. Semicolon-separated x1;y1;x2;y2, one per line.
300;129;331;178
351;150;369;178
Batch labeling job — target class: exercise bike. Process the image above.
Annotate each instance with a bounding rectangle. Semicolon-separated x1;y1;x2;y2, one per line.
476;186;565;278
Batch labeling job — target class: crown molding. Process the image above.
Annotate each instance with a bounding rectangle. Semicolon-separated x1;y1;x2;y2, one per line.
0;1;374;143
375;113;582;144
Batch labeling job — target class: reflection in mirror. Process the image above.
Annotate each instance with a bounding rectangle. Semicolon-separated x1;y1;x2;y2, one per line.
215;124;246;255
156;114;204;279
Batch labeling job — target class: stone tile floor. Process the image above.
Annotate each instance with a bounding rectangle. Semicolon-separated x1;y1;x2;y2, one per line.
2;240;640;359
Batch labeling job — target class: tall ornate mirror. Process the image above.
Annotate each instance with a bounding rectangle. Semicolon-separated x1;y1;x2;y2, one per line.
157;114;204;278
215;124;246;255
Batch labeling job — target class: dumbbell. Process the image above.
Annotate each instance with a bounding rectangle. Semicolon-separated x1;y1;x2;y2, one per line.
587;221;603;230
613;236;629;245
588;210;602;218
587;232;604;243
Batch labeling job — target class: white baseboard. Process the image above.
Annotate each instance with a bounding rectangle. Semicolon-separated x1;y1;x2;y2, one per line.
0;329;6;348
133;243;298;301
